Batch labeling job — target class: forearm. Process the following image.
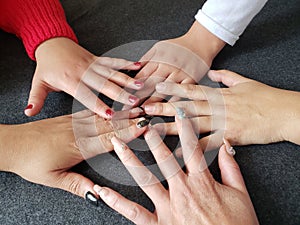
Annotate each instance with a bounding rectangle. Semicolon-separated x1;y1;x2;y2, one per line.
0;0;77;60
0;124;17;172
195;0;268;46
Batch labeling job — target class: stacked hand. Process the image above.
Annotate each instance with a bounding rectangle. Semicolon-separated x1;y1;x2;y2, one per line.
0;110;148;198
94;110;258;225
143;70;300;147
25;37;144;118
124;21;225;107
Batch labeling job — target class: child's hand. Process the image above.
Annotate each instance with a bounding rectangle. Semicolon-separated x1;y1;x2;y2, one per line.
25;37;144;118
132;22;225;106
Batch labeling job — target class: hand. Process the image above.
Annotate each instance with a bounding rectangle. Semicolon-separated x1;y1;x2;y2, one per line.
93;111;258;225
25;37;144;118
0;109;148;198
128;22;225;106
143;70;300;147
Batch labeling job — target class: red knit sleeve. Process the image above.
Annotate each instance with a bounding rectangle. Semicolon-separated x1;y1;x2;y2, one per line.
0;0;78;60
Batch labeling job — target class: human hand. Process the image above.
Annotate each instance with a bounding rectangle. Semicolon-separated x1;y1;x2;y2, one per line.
93;110;258;225
144;70;300;147
0;109;148;201
25;37;144;118
128;22;225;106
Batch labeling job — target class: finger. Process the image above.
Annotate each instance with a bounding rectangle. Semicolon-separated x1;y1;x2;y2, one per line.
72;109;95;119
198;130;224;152
134;75;168;101
53;171;96;199
141;70;186;105
218;141;248;194
155;82;215;101
77;118;149;158
175;108;208;174
96;57;142;70
144;127;185;183
92;65;144;90
73;82;114;118
82;71;140;106
112;137;168;203
144;101;211;117
153;116;214;136
94;185;155;224
25;81;49;116
133;62;158;81
168;77;196;102
207;70;251;87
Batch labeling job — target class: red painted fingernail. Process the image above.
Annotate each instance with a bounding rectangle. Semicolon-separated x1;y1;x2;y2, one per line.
105;109;114;117
134;80;144;88
25;104;33;110
134;62;142;66
129;95;139;104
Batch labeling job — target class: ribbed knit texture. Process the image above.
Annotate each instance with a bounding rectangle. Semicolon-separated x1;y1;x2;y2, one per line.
0;0;78;60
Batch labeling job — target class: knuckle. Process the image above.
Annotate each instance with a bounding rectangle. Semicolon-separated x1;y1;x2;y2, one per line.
100;132;115;150
127;205;139;221
136;171;156;187
66;177;82;196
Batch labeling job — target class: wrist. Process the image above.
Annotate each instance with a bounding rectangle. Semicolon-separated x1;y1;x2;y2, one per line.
179;21;226;66
35;37;74;60
281;90;300;145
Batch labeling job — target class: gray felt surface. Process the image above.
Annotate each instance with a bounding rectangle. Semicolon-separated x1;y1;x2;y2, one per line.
0;0;299;224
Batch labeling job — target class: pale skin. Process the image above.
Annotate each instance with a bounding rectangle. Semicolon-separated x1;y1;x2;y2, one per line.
25;37;144;118
93;114;259;225
143;70;300;148
123;21;225;108
0;109;147;198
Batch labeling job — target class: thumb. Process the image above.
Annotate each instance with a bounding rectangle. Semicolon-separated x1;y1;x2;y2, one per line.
55;171;99;206
218;140;248;194
208;70;251;87
25;81;49;116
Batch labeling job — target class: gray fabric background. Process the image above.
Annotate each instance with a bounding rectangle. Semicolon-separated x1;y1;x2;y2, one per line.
0;0;299;224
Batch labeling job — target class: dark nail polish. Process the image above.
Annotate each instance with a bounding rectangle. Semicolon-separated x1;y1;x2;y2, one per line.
25;104;33;110
137;117;152;128
105;109;114;117
134;62;142;66
85;191;99;207
129;95;139;104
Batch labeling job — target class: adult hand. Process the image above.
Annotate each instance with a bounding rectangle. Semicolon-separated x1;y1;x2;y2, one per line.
25;37;144;118
127;21;225;106
143;70;300;147
94;110;258;225
0;109;148;199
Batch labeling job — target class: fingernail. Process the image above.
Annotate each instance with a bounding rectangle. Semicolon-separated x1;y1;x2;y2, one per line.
134;80;144;88
175;107;186;119
105;109;114;118
156;83;166;92
134;62;142;67
85;191;99;207
136;117;151;128
129;95;139;104
25;104;33;111
223;138;236;156
130;107;144;114
144;105;155;114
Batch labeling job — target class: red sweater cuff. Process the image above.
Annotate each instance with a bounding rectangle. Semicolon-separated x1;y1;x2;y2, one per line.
0;0;78;60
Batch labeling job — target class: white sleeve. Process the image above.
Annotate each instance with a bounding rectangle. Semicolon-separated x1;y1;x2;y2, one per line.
195;0;268;46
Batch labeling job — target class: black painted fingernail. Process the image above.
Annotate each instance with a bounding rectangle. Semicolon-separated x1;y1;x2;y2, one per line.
137;117;151;128
85;191;99;207
144;114;154;121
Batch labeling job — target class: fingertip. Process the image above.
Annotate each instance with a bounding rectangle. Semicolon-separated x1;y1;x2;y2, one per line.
24;104;41;117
